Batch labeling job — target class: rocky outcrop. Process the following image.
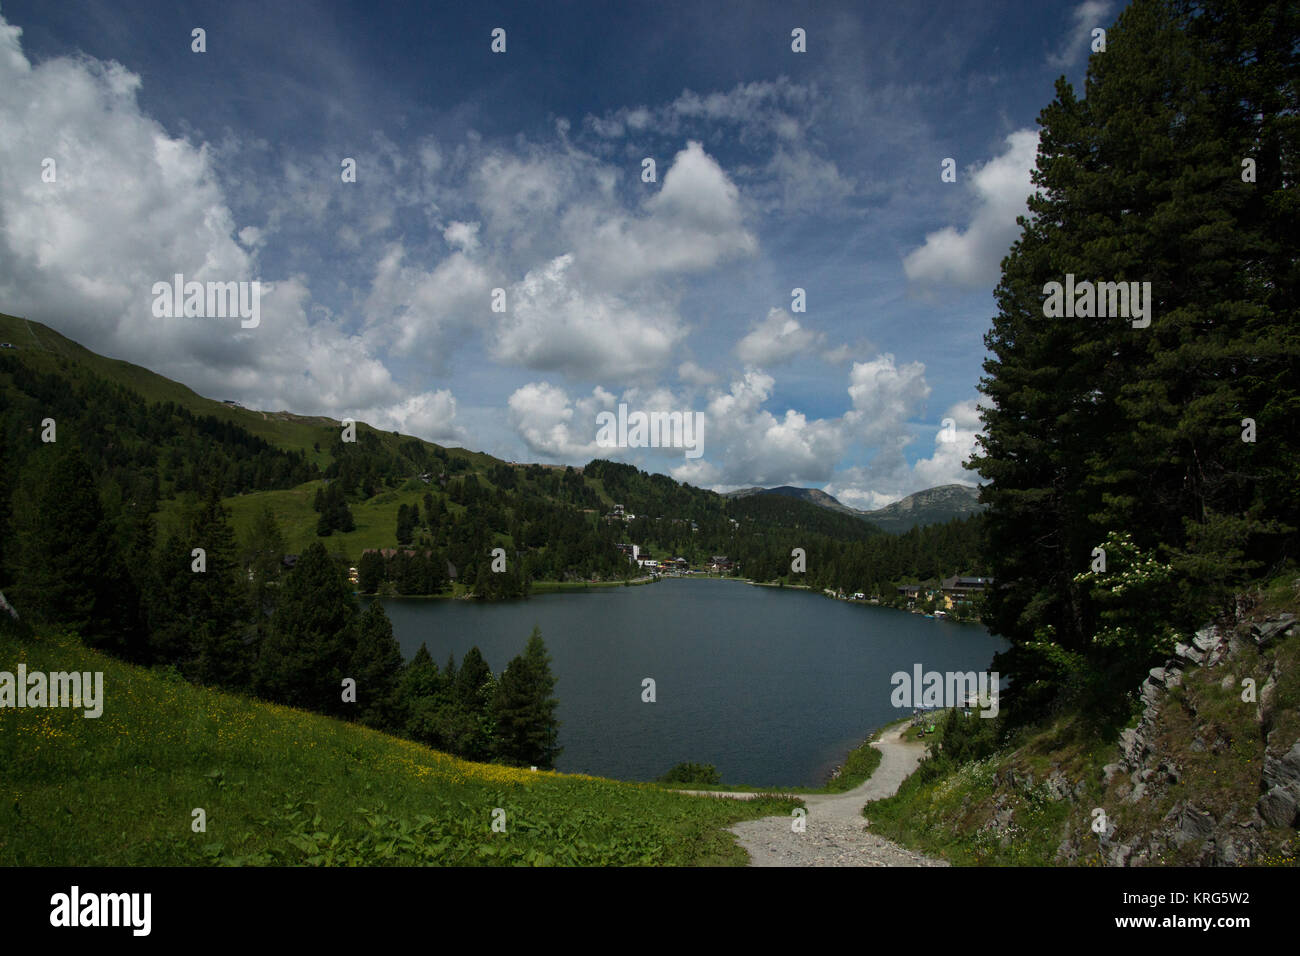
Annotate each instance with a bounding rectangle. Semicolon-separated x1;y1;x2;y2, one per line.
1107;613;1289;868
1060;613;1298;866
1253;614;1296;649
1259;740;1300;828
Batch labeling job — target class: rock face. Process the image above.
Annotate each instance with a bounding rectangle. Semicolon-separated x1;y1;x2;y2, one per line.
1042;613;1299;866
859;484;985;532
1259;741;1300;828
1253;613;1296;649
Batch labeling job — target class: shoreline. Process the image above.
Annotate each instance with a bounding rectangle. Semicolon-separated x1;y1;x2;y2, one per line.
360;571;766;600
358;574;662;600
660;715;915;795
748;577;985;625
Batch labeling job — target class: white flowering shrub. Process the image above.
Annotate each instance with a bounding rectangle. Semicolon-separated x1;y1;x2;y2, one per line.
1073;531;1178;656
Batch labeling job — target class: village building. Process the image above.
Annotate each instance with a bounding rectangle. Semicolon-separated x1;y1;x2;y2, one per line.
940;575;994;608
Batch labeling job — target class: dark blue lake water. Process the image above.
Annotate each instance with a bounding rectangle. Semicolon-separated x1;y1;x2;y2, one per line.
377;578;1007;787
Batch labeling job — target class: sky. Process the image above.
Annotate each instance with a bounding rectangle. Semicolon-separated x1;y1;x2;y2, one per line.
0;0;1115;508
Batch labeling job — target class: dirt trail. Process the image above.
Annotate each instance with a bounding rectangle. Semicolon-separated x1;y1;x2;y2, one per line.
682;723;948;867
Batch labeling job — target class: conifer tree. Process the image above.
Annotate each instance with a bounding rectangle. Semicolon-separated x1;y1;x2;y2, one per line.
402;643;442;698
254;542;358;714
396;503;415;545
10;444;136;651
147;488;251;688
331;485;355;532
358;549;386;593
188;487;251;688
492;627;561;768
244;504;285;640
970;0;1299;718
350;601;404;730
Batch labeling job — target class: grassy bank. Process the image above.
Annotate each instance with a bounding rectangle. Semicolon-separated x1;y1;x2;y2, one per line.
823;723;892;793
0;626;799;866
864;716;1090;866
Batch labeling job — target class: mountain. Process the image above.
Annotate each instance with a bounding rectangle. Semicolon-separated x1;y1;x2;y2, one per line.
858;484;984;533
726;482;984;532
724;485;863;517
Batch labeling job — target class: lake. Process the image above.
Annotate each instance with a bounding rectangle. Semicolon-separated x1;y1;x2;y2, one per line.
376;578;1008;787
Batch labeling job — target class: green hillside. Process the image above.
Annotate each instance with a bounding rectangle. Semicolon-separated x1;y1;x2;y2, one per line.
154;478;490;559
0;311;986;598
0;623;800;866
0;312;491;471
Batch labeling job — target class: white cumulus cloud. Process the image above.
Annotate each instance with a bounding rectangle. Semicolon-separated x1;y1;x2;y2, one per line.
493;253;686;381
0;13;459;433
902;129;1039;290
735;308;823;366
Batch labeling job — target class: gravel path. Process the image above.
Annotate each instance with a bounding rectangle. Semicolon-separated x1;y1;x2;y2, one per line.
683;723;948;867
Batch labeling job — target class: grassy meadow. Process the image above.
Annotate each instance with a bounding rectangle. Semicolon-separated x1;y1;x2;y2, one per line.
0;625;801;866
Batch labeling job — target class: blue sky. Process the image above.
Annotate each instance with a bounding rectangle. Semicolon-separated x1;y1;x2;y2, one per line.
0;0;1115;507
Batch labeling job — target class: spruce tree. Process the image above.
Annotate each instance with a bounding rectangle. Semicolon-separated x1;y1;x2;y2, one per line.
396;551;423;594
358;549;386;593
399;643;442;745
315;482;354;536
331;486;355;532
187;487;251;688
970;0;1300;718
407;643;440;690
146;489;249;687
254;542;358;714
147;532;197;666
492;627;561;768
244;504;285;639
396;503;414;545
10;444;134;649
350;601;405;730
452;645;496;760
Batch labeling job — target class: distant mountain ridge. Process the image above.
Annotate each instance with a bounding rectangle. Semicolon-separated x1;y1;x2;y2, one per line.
725;485;861;516
725;482;984;532
858;484;984;532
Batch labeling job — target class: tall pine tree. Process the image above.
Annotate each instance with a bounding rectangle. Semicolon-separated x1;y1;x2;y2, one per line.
970;0;1299;719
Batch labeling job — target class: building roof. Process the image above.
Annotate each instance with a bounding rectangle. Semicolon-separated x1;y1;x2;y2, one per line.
941;575;994;589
